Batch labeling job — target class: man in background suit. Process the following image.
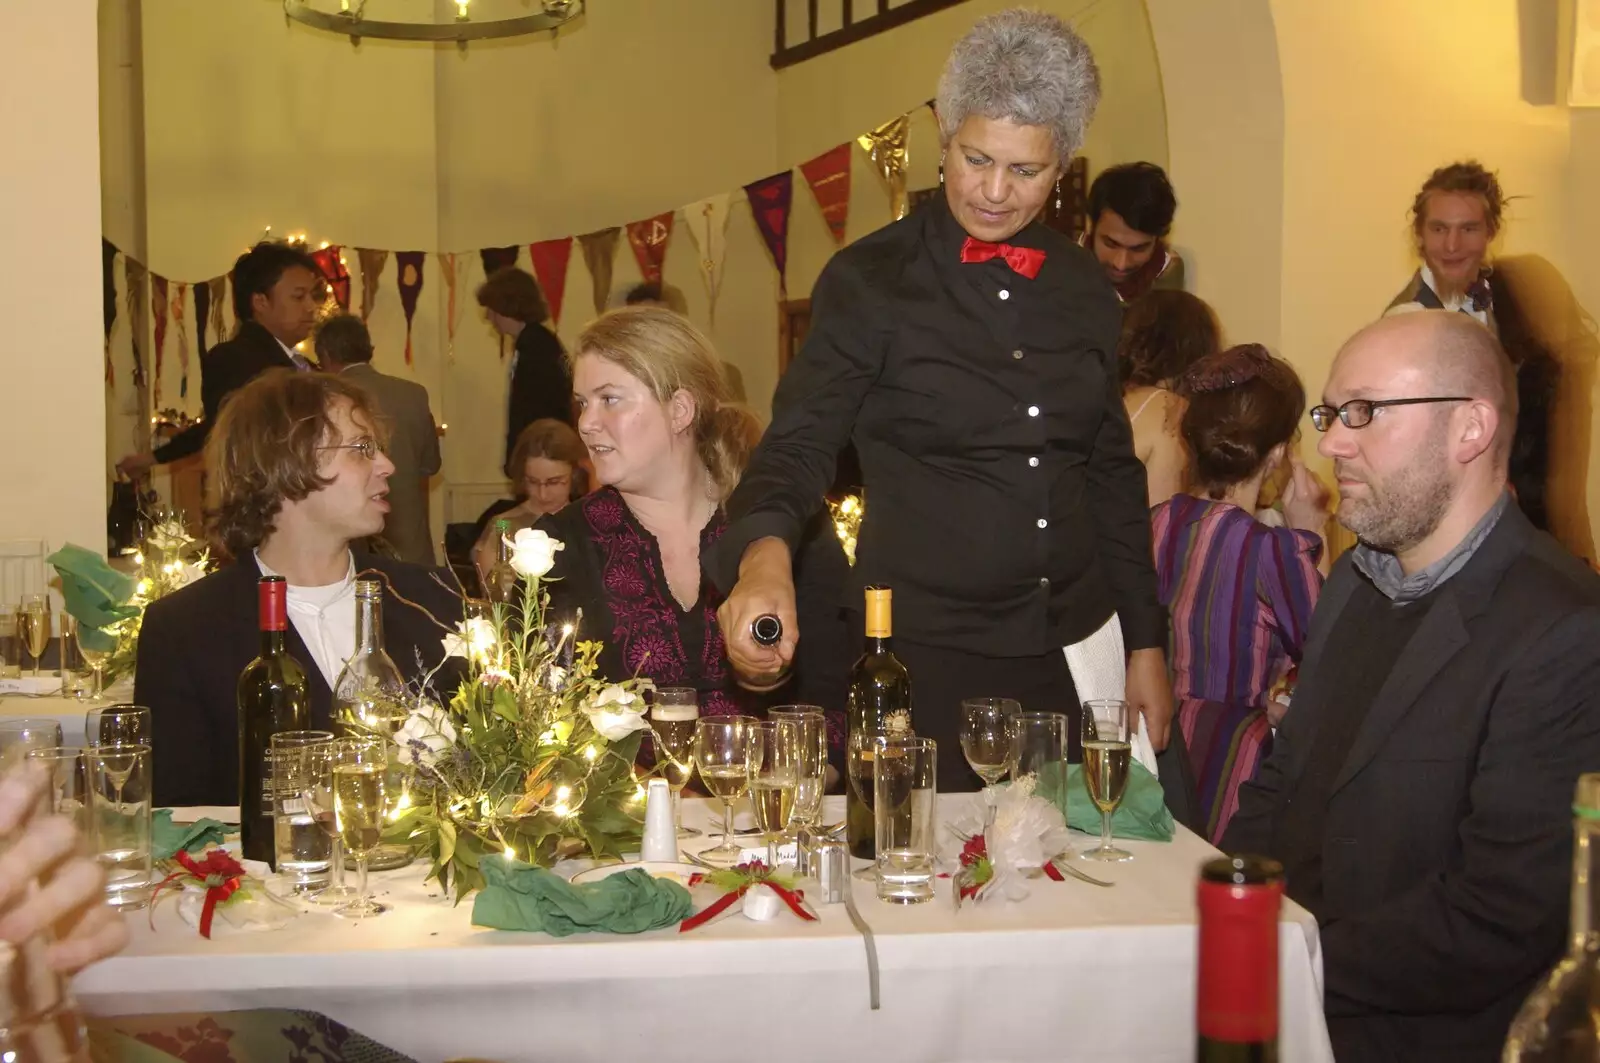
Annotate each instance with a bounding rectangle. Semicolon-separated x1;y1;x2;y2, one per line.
1224;311;1600;1062
136;369;461;807
314;314;442;565
115;241;323;477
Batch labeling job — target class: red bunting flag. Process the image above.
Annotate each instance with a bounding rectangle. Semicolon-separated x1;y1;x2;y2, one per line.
395;251;425;365
311;246;351;311
152;275;169;403
528;237;574;326
743;171;795;292
625;211;674;286
799;143;852;246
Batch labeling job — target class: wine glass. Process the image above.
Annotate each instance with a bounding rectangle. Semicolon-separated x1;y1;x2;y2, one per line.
649;687;700;838
301;737;359;906
331;737;389;919
1080;699;1134;863
750;719;800;867
86;704;151;747
17;595;48;678
0;719;65;771
75;625;110;701
693;716;757;867
769;706;828;832
960;697;1020;789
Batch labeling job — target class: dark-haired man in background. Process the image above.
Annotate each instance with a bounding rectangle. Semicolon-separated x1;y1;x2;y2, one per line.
1080;161;1183;303
116;241;323;477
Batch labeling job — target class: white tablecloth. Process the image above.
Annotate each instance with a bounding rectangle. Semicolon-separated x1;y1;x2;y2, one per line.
74;796;1334;1063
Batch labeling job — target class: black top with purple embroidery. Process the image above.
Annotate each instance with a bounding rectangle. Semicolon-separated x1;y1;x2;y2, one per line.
535;489;851;755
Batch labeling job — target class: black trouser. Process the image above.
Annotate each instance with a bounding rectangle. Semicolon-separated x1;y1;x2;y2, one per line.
892;638;1082;793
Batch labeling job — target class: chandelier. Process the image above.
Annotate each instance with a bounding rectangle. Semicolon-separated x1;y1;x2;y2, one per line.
283;1;584;44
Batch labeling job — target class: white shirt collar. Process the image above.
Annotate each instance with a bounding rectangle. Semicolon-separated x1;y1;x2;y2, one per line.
253;551;358;687
1420;265;1489;326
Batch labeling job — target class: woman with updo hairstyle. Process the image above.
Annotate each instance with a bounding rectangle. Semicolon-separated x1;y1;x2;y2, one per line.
1118;289;1222;506
536;306;849;742
1151;343;1331;844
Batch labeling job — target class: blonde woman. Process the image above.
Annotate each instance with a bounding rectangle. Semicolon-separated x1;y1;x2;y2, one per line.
536;307;849;734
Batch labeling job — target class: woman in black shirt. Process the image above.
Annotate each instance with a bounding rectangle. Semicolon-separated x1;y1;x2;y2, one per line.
707;9;1172;789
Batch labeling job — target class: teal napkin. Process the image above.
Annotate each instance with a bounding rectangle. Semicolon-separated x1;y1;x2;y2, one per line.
1037;759;1176;842
151;809;233;862
47;544;137;653
472;862;692;937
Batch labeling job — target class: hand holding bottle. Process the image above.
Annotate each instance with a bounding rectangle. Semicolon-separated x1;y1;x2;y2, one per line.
718;537;798;688
0;763;128;974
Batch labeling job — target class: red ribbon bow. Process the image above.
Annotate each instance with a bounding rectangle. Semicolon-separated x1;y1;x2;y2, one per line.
679;860;818;932
960;237;1046;279
151;849;246;939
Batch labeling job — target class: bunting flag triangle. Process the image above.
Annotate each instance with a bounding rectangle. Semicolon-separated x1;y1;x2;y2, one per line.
102;240;119;384
438;252;460;360
311;246;351;311
578;228;621;315
123;258;147;394
207;276;228;353
743;171;794;292
857;113;911;220
193;279;211;396
682;193;733;325
152;275;169;403
396;252;425;366
480;245;519;278
357;249;389;323
172;283;190;401
799;143;852;246
528;237;573;327
625;211;674;286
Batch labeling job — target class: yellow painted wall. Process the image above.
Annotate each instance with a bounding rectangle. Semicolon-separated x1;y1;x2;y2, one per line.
1;1;105;569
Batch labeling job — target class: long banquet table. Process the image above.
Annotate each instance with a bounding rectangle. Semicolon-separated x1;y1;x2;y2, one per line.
74;795;1335;1063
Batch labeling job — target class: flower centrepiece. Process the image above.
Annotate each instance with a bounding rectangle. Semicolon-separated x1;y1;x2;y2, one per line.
366;529;655;902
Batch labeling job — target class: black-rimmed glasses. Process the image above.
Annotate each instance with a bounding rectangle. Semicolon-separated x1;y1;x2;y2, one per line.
317;438;384;460
1310;397;1470;431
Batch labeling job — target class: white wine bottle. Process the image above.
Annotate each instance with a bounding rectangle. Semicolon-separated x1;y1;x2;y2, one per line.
845;585;912;861
484;518;519;605
333;579;412;871
1502;774;1600;1060
237;576;310;867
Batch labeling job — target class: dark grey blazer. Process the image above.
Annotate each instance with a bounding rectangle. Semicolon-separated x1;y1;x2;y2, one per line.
1225;503;1600;1062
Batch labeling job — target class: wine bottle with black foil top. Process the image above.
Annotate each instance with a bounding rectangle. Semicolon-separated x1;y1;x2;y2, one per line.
845;585;913;861
1502;773;1600;1061
1196;854;1284;1063
238;575;310;866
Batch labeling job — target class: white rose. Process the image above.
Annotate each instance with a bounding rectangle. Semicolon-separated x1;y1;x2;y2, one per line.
505;528;564;579
584;685;648;742
441;617;497;659
394;704;458;769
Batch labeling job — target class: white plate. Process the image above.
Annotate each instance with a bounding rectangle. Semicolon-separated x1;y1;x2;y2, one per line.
568;861;702;886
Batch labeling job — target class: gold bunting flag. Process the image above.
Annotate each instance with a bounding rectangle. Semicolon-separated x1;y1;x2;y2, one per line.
682;193;733;325
857;114;910;221
578;228;621;315
357;249;389;323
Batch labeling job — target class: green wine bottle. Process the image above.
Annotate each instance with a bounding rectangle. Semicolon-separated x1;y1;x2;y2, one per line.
845;585;913;861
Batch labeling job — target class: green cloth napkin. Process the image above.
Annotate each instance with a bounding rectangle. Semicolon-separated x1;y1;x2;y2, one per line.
1037;759;1176;842
472;862;692;937
151;809;233;862
47;544;137;653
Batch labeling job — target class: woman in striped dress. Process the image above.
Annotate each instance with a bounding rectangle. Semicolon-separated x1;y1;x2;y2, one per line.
1151;344;1331;844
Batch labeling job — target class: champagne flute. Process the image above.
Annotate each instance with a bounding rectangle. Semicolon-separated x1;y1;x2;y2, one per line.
770;707;827;832
750;719;800;867
332;737;388;919
693;716;757;867
17;595;48;679
649;687;700;838
960;697;1020;789
1080;699;1134;863
75;626;110;701
302;738;359;905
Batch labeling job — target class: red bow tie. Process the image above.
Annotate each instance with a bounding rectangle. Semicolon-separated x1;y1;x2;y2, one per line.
960;237;1046;279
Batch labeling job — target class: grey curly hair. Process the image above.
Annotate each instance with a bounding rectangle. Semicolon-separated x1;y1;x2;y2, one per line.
935;9;1100;164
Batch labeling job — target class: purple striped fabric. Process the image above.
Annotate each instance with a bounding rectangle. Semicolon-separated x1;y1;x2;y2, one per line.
1151;494;1324;841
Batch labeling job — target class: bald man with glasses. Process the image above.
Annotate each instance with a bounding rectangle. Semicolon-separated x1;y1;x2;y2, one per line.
1224;311;1600;1063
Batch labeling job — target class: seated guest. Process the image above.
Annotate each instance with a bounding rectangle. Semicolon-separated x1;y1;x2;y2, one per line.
1118;289;1221;506
138;369;462;807
1080;161;1183;303
1224;310;1600;1062
472;417;590;579
314;313;442;566
1152;344;1328;845
537;306;848;739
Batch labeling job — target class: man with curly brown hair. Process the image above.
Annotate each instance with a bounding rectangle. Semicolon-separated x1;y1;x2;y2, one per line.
136;369;462;806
